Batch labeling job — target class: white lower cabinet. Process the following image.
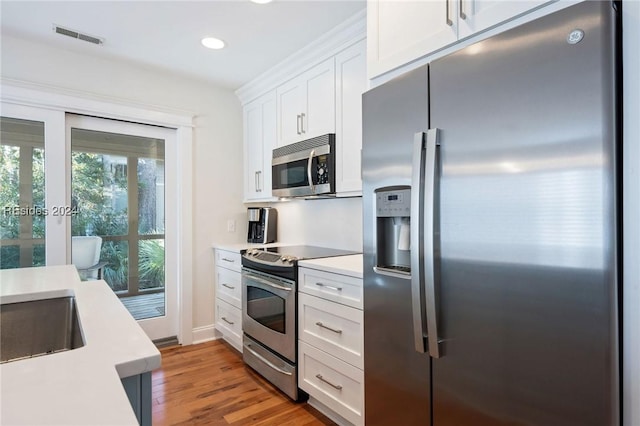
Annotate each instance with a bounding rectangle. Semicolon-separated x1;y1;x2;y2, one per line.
298;266;364;426
299;341;364;425
214;248;243;352
215;298;242;352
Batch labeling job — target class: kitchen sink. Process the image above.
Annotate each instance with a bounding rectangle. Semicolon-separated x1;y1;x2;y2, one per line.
0;296;85;363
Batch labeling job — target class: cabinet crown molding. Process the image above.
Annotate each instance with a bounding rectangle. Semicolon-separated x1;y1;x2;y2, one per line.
235;9;366;106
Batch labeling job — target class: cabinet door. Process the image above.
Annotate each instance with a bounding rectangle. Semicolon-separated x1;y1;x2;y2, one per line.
335;40;367;196
458;0;551;39
302;57;336;140
244;91;276;202
277;77;305;147
367;0;458;78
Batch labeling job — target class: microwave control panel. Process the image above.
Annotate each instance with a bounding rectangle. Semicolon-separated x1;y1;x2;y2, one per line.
376;188;411;217
316;155;329;185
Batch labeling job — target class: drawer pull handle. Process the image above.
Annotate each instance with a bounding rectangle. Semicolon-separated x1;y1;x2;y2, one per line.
315;374;343;390
315;322;343;334
221;257;235;263
315;282;343;291
222;283;235;290
221;317;234;325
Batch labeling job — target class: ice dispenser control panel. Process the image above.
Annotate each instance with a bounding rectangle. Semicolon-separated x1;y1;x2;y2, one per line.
377;189;411;217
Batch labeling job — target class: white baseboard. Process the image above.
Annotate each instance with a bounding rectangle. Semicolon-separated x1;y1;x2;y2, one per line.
191;324;222;345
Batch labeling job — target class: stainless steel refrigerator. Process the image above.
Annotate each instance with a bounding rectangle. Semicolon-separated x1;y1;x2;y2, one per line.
362;2;620;425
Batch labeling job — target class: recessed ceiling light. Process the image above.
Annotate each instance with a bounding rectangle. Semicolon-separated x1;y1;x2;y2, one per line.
201;37;225;50
251;0;273;4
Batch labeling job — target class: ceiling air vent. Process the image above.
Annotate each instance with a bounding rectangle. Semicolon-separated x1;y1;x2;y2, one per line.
53;24;104;45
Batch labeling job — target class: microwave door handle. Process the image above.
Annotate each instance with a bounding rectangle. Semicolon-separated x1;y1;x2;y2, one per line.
307;149;316;193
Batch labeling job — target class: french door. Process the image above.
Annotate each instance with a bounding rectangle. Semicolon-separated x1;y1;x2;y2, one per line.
1;103;178;341
66;115;178;340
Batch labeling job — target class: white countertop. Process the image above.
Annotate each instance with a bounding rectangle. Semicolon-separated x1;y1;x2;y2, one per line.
0;265;160;426
298;254;363;279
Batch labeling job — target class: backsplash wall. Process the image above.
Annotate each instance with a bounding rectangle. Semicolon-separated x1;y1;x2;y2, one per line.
264;197;363;251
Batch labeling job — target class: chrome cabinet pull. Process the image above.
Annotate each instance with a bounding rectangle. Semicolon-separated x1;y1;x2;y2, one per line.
257;171;262;192
296;114;301;135
255;171;259;192
315;374;342;390
222;283;235;290
446;0;453;26
315;322;343;334
221;257;235;263
300;112;306;133
459;0;466;19
221;317;234;325
315;282;342;291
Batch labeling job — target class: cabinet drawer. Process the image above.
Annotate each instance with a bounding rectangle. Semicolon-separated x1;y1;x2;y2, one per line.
299;341;364;426
215;298;242;352
299;267;363;309
215;266;241;308
299;293;363;369
215;249;242;273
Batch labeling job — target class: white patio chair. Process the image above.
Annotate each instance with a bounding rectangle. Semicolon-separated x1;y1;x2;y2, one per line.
71;236;106;280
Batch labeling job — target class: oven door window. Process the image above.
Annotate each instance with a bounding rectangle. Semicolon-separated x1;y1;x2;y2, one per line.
246;285;286;334
273;158;312;190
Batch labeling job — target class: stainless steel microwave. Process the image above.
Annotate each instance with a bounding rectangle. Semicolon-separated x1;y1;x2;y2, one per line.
272;134;336;198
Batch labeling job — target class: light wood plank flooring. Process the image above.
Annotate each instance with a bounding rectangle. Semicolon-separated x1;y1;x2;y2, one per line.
152;340;336;425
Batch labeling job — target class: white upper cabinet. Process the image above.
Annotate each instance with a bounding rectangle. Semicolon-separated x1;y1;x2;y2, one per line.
367;0;458;78
458;0;550;39
244;90;276;202
335;39;367;196
368;0;552;78
277;58;336;147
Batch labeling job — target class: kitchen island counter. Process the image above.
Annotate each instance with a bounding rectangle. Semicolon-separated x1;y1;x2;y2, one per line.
0;265;160;426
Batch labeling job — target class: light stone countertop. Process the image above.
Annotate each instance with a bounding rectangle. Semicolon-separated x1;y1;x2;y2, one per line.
298;254;363;279
0;265;160;426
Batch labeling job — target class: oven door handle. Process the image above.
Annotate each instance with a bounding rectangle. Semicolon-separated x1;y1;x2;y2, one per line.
244;342;293;376
243;272;292;292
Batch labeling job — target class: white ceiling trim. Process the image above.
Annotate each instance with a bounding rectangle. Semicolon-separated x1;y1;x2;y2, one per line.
0;78;194;128
235;9;366;106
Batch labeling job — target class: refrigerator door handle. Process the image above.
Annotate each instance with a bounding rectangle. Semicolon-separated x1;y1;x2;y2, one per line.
410;132;428;353
423;128;442;358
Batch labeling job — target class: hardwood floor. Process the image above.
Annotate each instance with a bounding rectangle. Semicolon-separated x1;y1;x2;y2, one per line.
152;340;336;425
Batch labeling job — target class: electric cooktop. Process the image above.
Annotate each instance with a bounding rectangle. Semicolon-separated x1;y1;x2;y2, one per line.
242;245;360;279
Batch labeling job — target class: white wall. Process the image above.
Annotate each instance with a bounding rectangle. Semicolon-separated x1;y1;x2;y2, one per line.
623;1;640;425
0;35;245;333
265;197;363;251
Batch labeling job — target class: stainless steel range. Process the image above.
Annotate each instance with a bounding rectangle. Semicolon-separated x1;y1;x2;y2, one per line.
241;245;359;400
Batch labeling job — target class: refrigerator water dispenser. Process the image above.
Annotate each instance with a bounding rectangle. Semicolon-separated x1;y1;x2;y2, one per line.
375;187;411;276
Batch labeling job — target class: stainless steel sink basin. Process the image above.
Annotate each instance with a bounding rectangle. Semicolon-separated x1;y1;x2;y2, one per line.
0;296;85;363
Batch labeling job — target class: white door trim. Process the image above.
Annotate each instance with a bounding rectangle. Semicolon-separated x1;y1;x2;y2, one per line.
1;80;194;345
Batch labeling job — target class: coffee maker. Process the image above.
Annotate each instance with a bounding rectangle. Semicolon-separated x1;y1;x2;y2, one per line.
247;207;277;244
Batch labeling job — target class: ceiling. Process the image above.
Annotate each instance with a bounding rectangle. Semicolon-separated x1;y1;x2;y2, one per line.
0;1;366;90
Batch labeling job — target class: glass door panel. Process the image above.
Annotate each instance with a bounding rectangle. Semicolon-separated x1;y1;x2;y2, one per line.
70;125;166;322
0;117;46;269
